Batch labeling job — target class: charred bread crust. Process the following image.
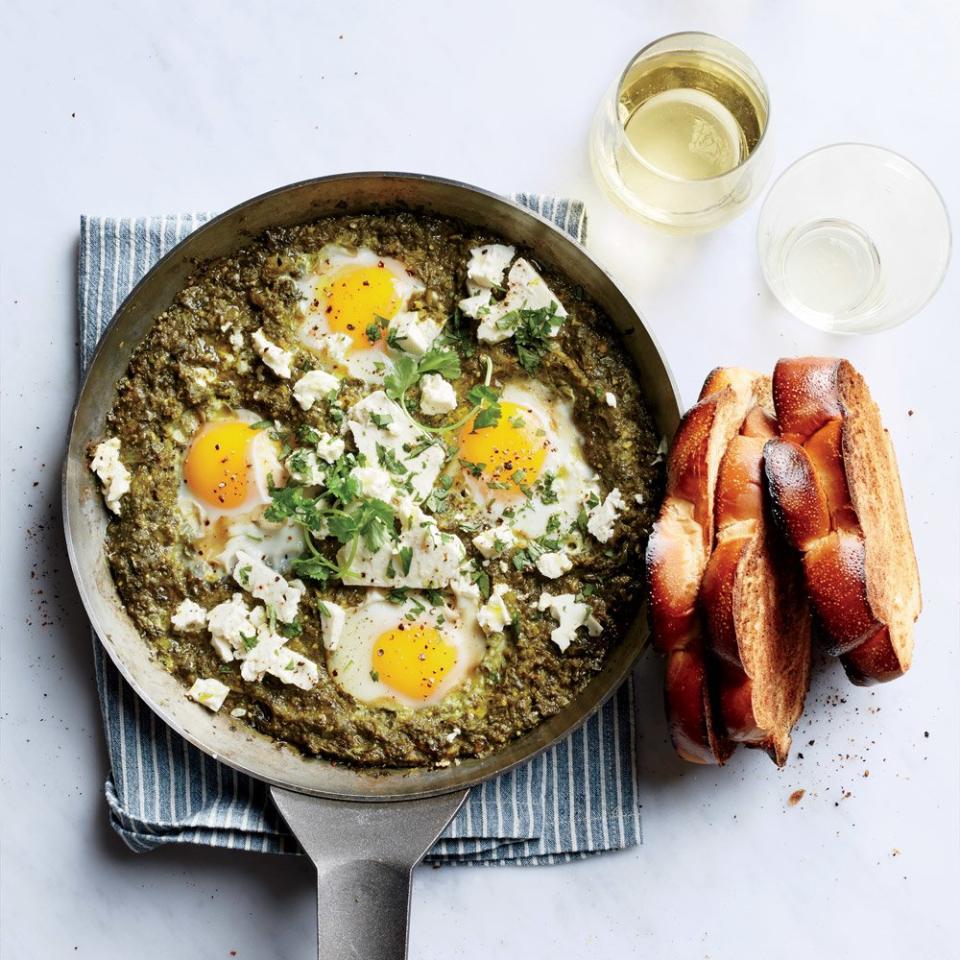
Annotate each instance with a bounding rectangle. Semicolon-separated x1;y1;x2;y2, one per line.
646;368;766;764
765;358;920;685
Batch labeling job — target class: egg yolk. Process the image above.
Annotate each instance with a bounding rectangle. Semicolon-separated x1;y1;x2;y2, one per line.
184;420;258;510
458;400;548;489
373;623;458;702
319;265;402;350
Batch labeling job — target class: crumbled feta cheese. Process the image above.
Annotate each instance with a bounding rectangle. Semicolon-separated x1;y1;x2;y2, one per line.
634;493;645;505
239;614;319;691
465;244;515;293
286;448;325;485
318;600;345;651
535;550;572;579
458;290;493;319
251;328;294;379
229;707;247;718
188;678;230;712
450;574;482;604
472;525;516;559
315;432;345;464
419;373;458;416
293;369;340;410
446;726;462;743
501;258;568;317
171;599;207;632
339;504;466;590
586;488;626;543
537;592;602;652
229;329;244;351
477;584;512;635
350;464;396;502
387;310;443;355
90;438;131;515
475;258;567;343
205;596;317;690
347;391;445;502
205;593;258;662
232;551;304;623
604;392;617;408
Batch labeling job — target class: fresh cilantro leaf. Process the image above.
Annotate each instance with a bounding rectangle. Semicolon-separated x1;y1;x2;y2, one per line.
505;303;565;374
297;423;323;445
376;442;408;476
370;411;393;429
250;419;274;430
398;546;413;576
472;569;491;600
417;347;461;381
384;355;418;401
279;619;303;638
241;632;259;651
292;554;339;583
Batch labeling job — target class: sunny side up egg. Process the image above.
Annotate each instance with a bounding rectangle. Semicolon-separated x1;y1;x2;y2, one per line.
454;381;600;539
326;591;486;710
177;409;304;573
295;246;424;383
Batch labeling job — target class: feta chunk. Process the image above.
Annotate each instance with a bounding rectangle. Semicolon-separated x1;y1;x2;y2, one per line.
228;329;244;351
171;599;207;632
477;583;512;635
239;615;319;691
604;392;618;408
350;464;397;503
205;593;258;662
419;373;458;416
387;310;443;355
339;504;465;590
315;432;345;464
232;551;304;623
347;391;445;502
634;492;645;506
293;369;340;410
472;525;516;559
535;550;572;579
465;244;515;293
586;488;626;544
90;438;131;515
458;290;493;320
475;258;567;344
318;600;345;651
251;328;294;379
537;592;602;652
188;677;230;712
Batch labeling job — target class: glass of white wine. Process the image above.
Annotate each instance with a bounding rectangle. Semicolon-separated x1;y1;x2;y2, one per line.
590;32;774;234
758;144;951;334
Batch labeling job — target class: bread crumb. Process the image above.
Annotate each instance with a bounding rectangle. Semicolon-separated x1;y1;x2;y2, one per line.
788;789;805;806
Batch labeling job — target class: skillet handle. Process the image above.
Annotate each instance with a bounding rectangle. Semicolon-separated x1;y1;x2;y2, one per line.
271;786;467;960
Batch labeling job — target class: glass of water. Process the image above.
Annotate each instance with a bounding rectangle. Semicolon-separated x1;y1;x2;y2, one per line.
758;144;951;334
590;32;774;234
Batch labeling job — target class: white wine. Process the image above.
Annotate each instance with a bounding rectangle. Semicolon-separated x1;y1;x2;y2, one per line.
616;50;767;182
590;35;772;233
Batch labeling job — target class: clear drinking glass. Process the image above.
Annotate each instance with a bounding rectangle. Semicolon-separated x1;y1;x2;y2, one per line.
590;32;774;234
758;144;951;334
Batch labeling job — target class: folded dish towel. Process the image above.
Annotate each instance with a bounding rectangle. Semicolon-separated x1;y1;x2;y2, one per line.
77;193;641;865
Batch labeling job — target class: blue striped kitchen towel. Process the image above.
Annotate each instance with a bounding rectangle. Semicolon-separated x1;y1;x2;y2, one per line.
78;194;642;865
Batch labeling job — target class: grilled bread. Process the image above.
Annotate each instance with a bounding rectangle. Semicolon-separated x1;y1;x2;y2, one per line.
700;404;811;766
763;358;921;685
646;367;770;764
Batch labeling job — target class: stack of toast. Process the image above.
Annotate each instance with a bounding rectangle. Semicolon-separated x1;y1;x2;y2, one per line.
645;357;921;766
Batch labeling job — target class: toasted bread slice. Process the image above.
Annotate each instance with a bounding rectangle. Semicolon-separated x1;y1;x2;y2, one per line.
699;407;812;766
764;358;921;685
646;367;769;764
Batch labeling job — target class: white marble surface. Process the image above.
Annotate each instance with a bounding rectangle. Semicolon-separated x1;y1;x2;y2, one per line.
2;1;958;957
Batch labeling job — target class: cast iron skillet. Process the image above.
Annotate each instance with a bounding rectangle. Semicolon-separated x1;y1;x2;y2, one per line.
63;173;680;959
